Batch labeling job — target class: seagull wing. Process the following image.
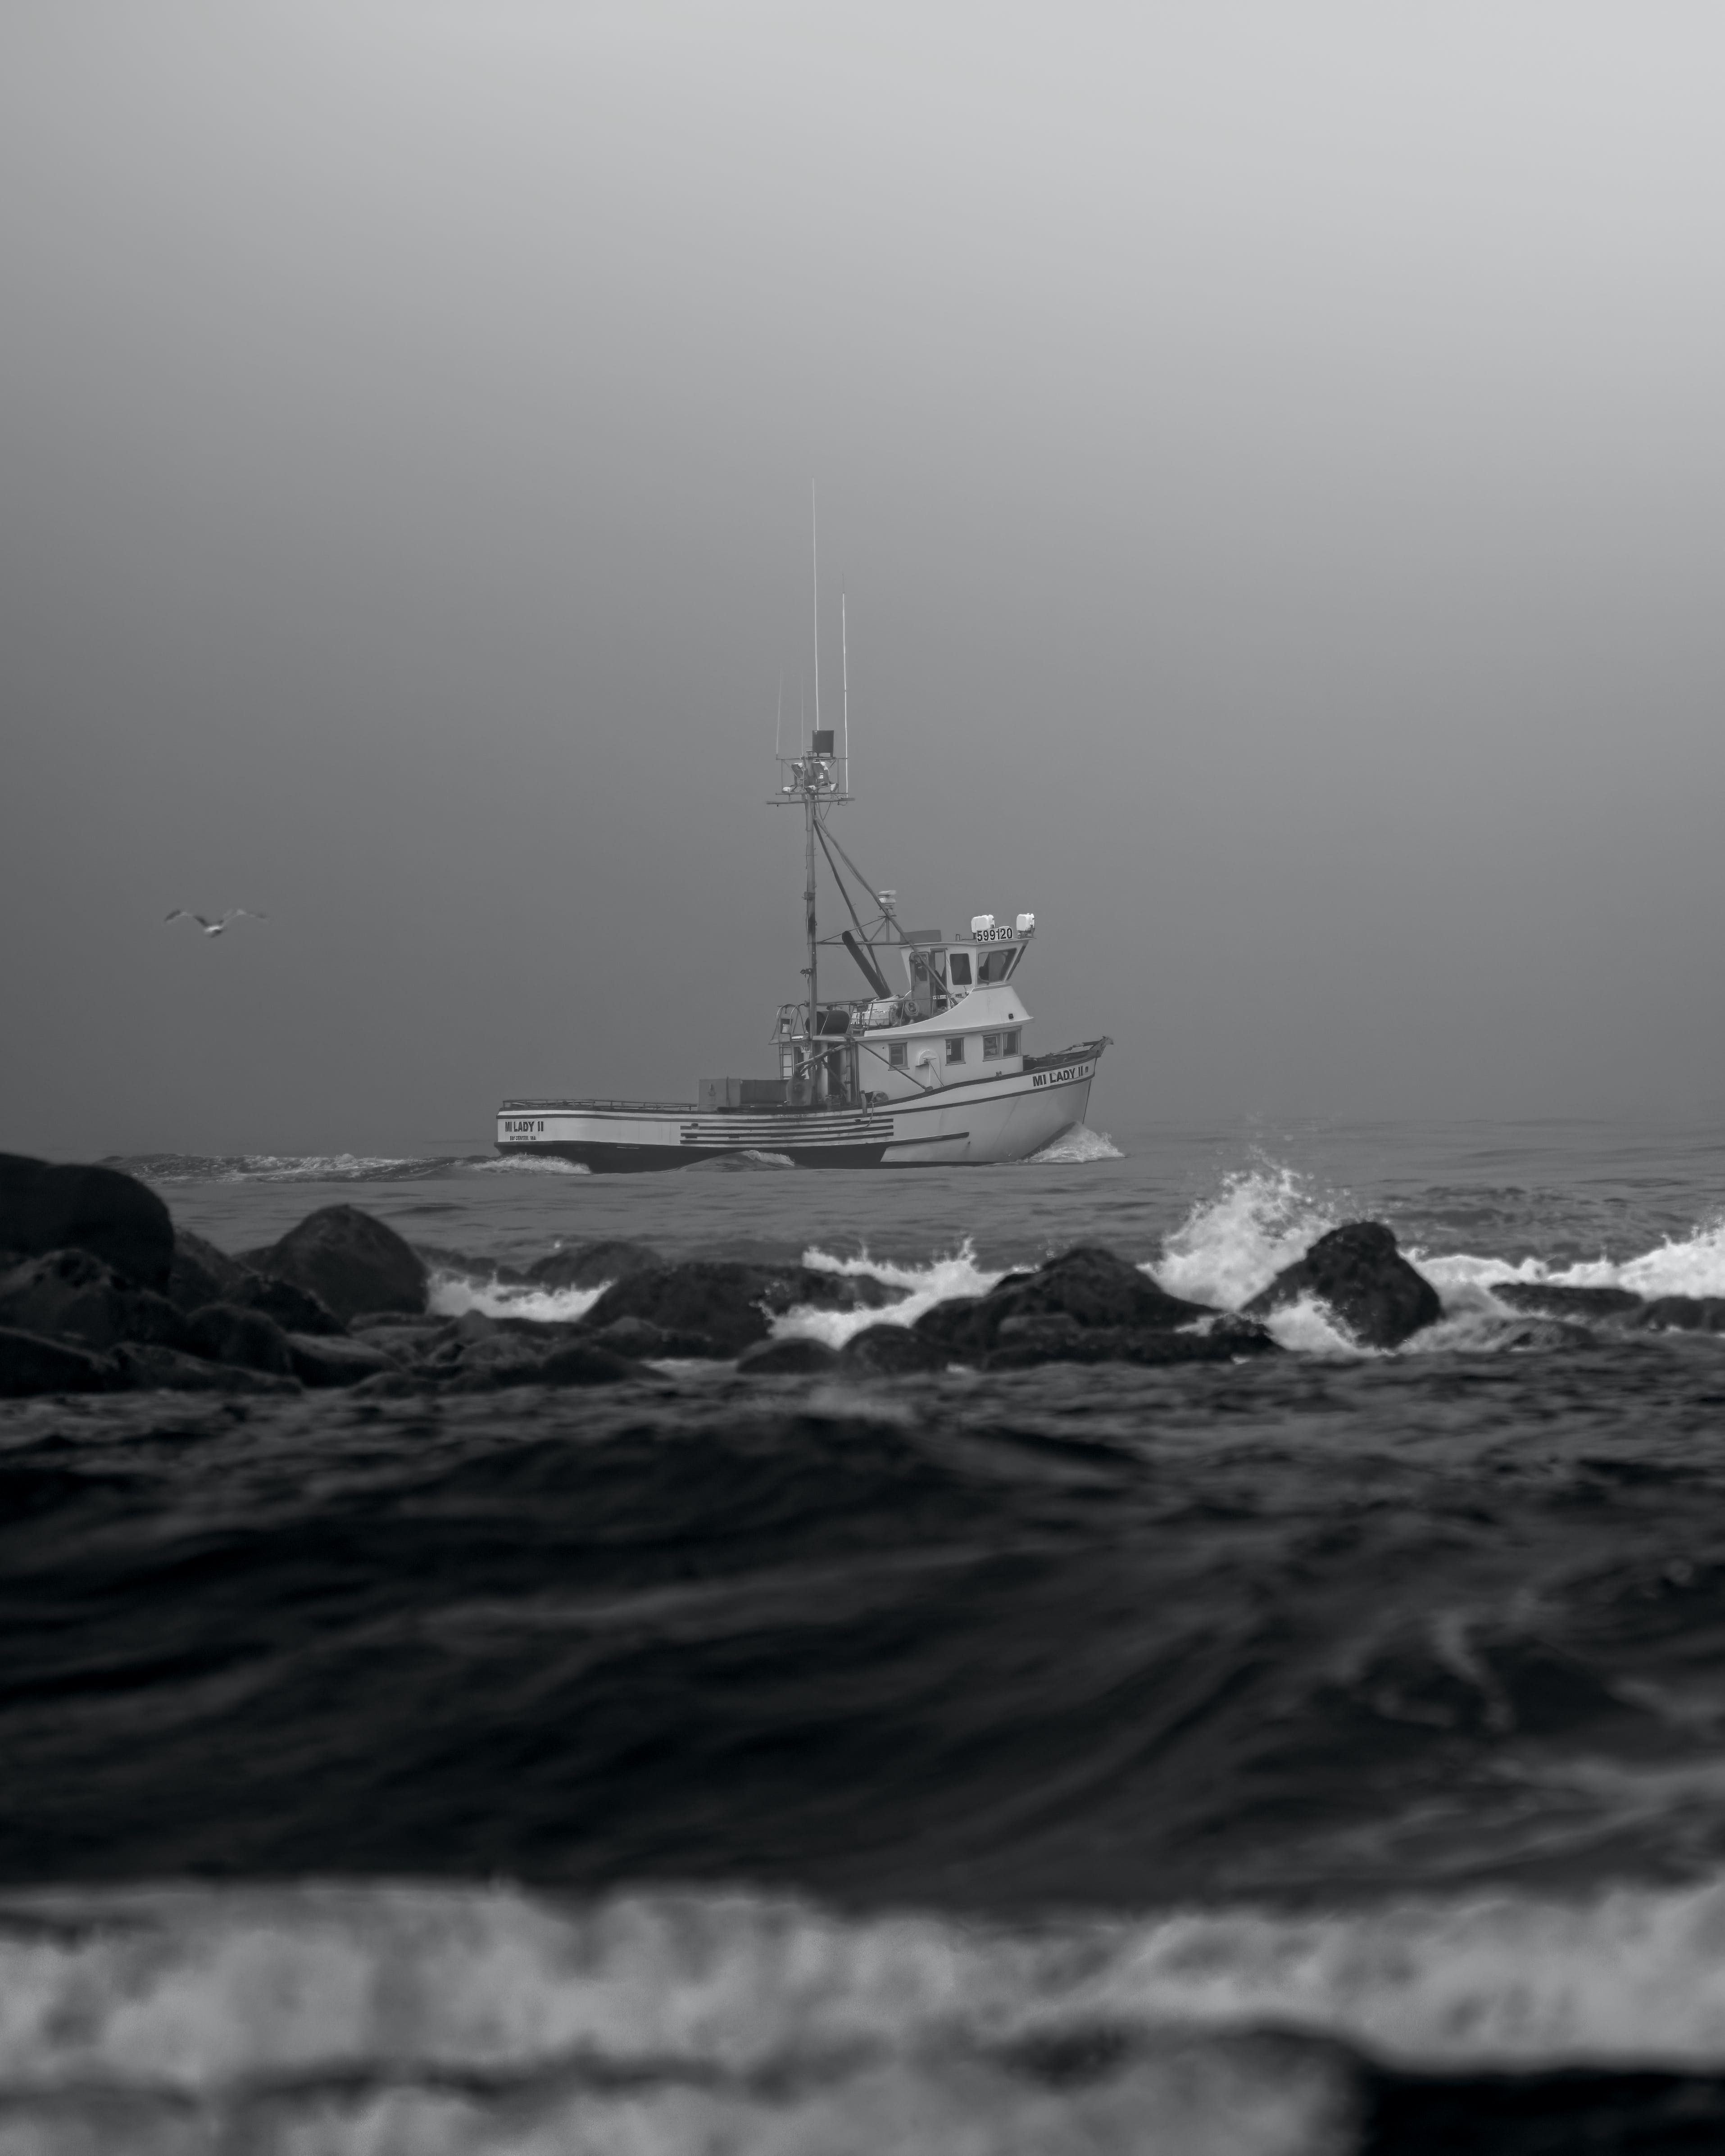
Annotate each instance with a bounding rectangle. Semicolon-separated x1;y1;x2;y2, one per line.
164;908;189;922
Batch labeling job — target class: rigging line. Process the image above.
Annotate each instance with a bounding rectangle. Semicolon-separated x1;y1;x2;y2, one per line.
821;825;888;922
813;818;876;948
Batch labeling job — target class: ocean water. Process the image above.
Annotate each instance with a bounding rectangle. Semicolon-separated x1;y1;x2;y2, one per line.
9;1118;1725;2152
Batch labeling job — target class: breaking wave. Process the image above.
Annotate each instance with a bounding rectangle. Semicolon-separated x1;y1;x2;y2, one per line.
11;1873;1725;2149
427;1272;610;1324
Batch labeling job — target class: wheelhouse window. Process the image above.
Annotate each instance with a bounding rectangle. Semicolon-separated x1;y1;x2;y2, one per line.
981;1032;1001;1058
949;952;973;987
888;1042;908;1069
945;1036;967;1064
1002;1028;1021;1055
977;948;1018;984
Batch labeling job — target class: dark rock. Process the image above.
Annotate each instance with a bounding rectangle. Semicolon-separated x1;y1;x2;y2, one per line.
839;1325;953;1375
736;1336;841;1375
448;1339;633;1389
165;1230;254;1316
530;1342;635;1386
1242;1221;1442;1349
350;1313;446;1343
1630;1297;1725;1334
108;1344;300;1395
0;1325;113;1398
983;1313;1280;1370
250;1205;428;1324
0;1249;194;1354
239;1274;347;1337
582;1316;723;1361
913;1245;1214;1360
527;1239;665;1290
582;1260;884;1357
0;1154;174;1289
184;1302;299;1377
286;1333;402;1388
1492;1281;1645;1321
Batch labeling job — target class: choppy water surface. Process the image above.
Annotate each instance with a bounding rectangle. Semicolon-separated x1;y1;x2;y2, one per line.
11;1118;1725;2152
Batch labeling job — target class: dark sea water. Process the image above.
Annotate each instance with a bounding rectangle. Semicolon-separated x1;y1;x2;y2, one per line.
9;1118;1725;2153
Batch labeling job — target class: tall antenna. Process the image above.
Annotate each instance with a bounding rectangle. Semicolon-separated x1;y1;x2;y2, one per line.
774;670;783;760
841;590;850;795
811;483;821;741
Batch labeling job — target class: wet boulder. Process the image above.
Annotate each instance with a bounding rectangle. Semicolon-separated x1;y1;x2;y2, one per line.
839;1325;953;1375
1242;1221;1442;1349
1630;1296;1725;1334
166;1230;254;1316
736;1336;840;1375
447;1336;632;1389
581;1316;722;1361
582;1260;886;1357
984;1312;1280;1370
914;1245;1214;1360
527;1239;664;1290
108;1344;299;1395
184;1302;300;1378
0;1249;193;1354
1491;1282;1644;1322
238;1274;346;1337
285;1332;402;1388
248;1205;428;1325
0;1325;113;1398
0;1154;173;1289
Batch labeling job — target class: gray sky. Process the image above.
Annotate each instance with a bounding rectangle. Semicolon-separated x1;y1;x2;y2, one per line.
5;0;1724;1154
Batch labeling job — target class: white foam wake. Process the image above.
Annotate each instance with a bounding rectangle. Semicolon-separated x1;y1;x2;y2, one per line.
1030;1122;1126;1164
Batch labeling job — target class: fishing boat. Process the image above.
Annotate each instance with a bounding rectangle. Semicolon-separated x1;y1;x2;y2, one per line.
495;600;1108;1171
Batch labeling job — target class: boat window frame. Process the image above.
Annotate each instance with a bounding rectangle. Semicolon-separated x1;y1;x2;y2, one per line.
945;1035;967;1065
981;1031;1002;1059
888;1042;908;1069
1002;1028;1021;1055
949;950;974;988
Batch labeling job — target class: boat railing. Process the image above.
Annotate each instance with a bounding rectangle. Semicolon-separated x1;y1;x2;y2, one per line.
1020;1037;1112;1072
500;1097;699;1113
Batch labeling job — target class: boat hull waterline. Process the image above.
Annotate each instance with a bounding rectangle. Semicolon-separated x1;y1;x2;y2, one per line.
497;1055;1099;1172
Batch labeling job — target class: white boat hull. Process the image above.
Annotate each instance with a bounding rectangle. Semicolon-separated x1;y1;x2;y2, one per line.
496;1052;1101;1171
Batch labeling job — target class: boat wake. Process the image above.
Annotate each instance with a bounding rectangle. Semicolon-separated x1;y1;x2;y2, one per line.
1029;1122;1125;1163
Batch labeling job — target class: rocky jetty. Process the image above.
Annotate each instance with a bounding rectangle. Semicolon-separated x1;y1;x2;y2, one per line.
1243;1221;1442;1349
910;1245;1279;1370
34;1152;1684;1393
578;1259;897;1358
0;1159;435;1399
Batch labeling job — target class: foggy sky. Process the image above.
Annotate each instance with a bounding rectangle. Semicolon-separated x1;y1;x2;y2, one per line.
5;0;1724;1155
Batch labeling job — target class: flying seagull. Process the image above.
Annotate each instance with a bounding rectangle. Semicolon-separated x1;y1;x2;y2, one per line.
165;909;266;937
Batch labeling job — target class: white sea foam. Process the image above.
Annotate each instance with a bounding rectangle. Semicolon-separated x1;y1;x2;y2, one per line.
427;1272;610;1324
5;1873;1725;2148
1421;1217;1725;1307
1150;1166;1343;1313
773;1242;1008;1348
1030;1122;1126;1164
463;1153;591;1176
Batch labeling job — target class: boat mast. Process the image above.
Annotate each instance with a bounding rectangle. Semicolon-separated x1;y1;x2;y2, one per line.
808;490;820;1043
